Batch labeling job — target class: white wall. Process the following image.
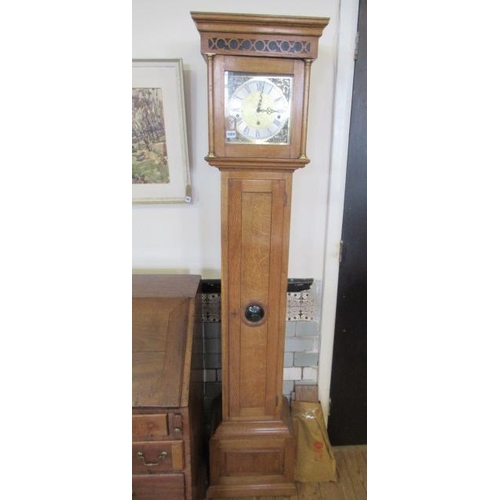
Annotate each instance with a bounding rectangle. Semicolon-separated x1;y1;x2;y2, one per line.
132;0;340;280
318;0;360;421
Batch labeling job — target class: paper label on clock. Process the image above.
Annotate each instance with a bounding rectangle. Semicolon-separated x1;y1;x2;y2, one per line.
226;130;237;140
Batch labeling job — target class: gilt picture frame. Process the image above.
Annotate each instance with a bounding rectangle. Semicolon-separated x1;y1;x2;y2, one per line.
132;59;191;204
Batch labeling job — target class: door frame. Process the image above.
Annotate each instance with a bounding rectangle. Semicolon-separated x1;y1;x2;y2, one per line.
318;0;361;422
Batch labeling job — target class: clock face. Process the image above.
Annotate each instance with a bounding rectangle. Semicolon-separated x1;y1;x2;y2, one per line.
224;72;293;145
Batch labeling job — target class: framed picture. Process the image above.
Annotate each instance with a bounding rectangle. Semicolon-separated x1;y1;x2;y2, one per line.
132;59;191;204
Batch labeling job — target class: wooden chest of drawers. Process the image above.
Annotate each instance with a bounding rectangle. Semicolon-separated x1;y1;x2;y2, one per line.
132;274;206;500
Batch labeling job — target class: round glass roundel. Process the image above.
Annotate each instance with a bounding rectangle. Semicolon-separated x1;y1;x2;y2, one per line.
244;304;265;323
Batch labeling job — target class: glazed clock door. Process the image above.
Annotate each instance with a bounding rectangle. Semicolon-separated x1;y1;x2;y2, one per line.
212;55;305;159
221;170;292;421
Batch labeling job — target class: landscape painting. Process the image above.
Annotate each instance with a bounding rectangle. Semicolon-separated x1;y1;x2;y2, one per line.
132;59;191;204
132;87;169;184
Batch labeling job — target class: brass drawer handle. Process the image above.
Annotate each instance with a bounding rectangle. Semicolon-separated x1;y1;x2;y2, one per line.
136;451;168;467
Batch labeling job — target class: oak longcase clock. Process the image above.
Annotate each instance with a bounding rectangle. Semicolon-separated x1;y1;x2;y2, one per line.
192;11;329;498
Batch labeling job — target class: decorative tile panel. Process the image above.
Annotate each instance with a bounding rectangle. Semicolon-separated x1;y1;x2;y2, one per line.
202;290;317;323
286;291;316;321
202;293;221;322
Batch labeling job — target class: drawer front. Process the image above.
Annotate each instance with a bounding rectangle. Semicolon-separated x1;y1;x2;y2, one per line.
132;474;184;500
132;414;168;440
132;441;184;474
132;413;183;440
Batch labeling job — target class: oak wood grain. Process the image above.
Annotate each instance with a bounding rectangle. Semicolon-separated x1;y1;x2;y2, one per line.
132;275;206;500
223;172;292;421
132;297;189;408
192;11;329;498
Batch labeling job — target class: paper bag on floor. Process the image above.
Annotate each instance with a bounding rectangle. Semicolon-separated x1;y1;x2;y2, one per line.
291;401;337;483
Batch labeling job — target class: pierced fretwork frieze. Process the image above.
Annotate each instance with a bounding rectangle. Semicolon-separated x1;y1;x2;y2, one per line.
208;37;312;55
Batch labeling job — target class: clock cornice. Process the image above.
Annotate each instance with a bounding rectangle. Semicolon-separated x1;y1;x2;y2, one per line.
191;11;329;60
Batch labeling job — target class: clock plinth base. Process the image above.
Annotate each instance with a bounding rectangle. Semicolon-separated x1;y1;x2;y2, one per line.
207;398;297;498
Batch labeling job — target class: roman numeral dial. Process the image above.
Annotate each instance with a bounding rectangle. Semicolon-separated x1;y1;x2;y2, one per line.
225;74;292;144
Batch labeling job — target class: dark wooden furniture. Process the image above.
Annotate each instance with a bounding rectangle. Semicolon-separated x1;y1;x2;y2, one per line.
192;12;328;498
132;274;206;500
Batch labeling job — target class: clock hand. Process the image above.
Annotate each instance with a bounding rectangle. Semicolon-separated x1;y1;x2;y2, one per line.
256;92;263;113
263;107;284;114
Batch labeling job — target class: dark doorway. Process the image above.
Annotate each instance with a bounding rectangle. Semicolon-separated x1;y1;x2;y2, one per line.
327;0;367;446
